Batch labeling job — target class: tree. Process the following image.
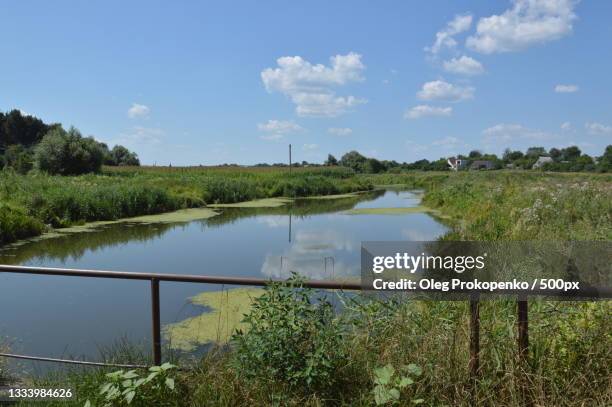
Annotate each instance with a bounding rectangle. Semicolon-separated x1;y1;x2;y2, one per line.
4;144;33;174
468;150;482;159
110;145;140;166
363;158;384;173
34;127;105;175
339;150;367;172
549;148;562;161
502;149;523;162
324;154;338;166
526;147;547;157
0;109;51;149
561;146;581;162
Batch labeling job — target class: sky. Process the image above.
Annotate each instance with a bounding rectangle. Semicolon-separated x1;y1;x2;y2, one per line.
1;0;611;165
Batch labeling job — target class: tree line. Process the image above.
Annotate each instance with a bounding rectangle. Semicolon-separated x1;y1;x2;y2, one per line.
0;109;140;175
322;145;611;173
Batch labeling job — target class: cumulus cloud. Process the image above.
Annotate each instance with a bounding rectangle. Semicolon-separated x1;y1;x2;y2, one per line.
443;56;485;75
127;103;150;119
328;127;353;136
482;123;552;143
466;0;578;54
426;14;473;55
554;84;579;93
561;121;572;130
417;80;474;102
302;143;318;150
261;53;367;117
585;122;612;136
259;134;284;141
405;105;453;119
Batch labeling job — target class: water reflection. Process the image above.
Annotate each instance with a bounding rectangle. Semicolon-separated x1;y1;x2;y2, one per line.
0;189;448;365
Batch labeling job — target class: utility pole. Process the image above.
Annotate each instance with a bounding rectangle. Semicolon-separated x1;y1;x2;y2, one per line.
289;144;292;173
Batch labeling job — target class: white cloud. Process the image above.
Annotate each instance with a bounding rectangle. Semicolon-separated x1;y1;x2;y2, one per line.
426;14;473;55
585;122;612;136
466;0;578;54
405;140;429;153
405;105;452;119
482;123;552;143
257;120;303;141
117;126;163;145
257;119;303;133
560;121;572;130
554;84;579;93
443;56;485;75
261;53;367;117
302;143;318;150
328;127;353;136
417;80;474;102
127;103;150;119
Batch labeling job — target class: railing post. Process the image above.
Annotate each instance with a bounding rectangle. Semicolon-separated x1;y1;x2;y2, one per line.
517;298;528;360
469;296;480;378
151;278;162;366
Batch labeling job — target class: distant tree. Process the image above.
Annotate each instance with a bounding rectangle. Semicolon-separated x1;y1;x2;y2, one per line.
596;145;612;172
34;127;105;175
502;149;523;162
325;154;338;166
339;150;367;172
363;158;384;173
561;146;581;162
548;148;562;161
468;150;482;159
525;147;547;158
110;145;140;166
0;109;51;149
4;144;33;174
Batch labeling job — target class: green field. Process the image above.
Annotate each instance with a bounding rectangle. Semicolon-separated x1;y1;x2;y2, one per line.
2;168;611;406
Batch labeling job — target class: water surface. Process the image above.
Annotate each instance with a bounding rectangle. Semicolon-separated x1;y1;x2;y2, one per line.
0;190;447;368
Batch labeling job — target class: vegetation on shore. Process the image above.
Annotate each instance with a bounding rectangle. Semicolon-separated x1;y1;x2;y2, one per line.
6;170;609;406
0;166;372;245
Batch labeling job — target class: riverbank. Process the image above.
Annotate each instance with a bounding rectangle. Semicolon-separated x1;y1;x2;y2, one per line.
0;166;373;245
5;170;612;406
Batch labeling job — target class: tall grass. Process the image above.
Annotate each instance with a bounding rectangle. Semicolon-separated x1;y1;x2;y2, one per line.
0;166;372;245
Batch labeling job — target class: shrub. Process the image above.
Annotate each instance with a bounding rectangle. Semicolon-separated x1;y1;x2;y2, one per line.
231;275;346;396
34;127;104;175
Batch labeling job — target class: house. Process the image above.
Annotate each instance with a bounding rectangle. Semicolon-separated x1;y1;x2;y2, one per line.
447;157;467;171
532;156;553;169
470;160;495;170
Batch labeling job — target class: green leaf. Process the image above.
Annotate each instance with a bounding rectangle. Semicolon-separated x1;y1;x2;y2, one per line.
398;377;414;388
160;362;176;371
389;388;400;401
99;383;112;395
374;365;394;385
165;378;175;390
405;364;422;377
84;401;91;407
124;390;136;404
122;370;139;379
412;399;425;404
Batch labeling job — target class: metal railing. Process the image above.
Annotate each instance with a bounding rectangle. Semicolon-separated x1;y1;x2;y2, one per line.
0;264;608;377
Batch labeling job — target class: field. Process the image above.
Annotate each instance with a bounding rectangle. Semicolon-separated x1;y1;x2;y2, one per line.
2;168;611;406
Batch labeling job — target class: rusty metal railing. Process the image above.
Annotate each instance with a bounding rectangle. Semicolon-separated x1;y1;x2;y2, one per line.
0;264;608;377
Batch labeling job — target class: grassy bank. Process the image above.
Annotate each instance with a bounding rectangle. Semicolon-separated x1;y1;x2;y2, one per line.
0;166;372;245
8;171;612;406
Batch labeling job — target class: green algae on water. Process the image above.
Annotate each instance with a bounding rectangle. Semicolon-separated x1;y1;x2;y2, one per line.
164;287;265;351
208;198;293;208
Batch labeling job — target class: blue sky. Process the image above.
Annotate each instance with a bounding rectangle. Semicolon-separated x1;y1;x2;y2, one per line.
1;0;611;165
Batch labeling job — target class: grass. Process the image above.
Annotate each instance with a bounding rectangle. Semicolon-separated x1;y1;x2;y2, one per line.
4;169;612;406
0;166;372;245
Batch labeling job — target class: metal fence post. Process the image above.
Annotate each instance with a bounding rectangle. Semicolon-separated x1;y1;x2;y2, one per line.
517;298;528;360
151;278;162;366
469;297;480;377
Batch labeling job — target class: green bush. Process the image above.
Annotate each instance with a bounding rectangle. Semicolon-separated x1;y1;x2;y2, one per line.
34;127;104;175
231;275;346;396
0;204;44;244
